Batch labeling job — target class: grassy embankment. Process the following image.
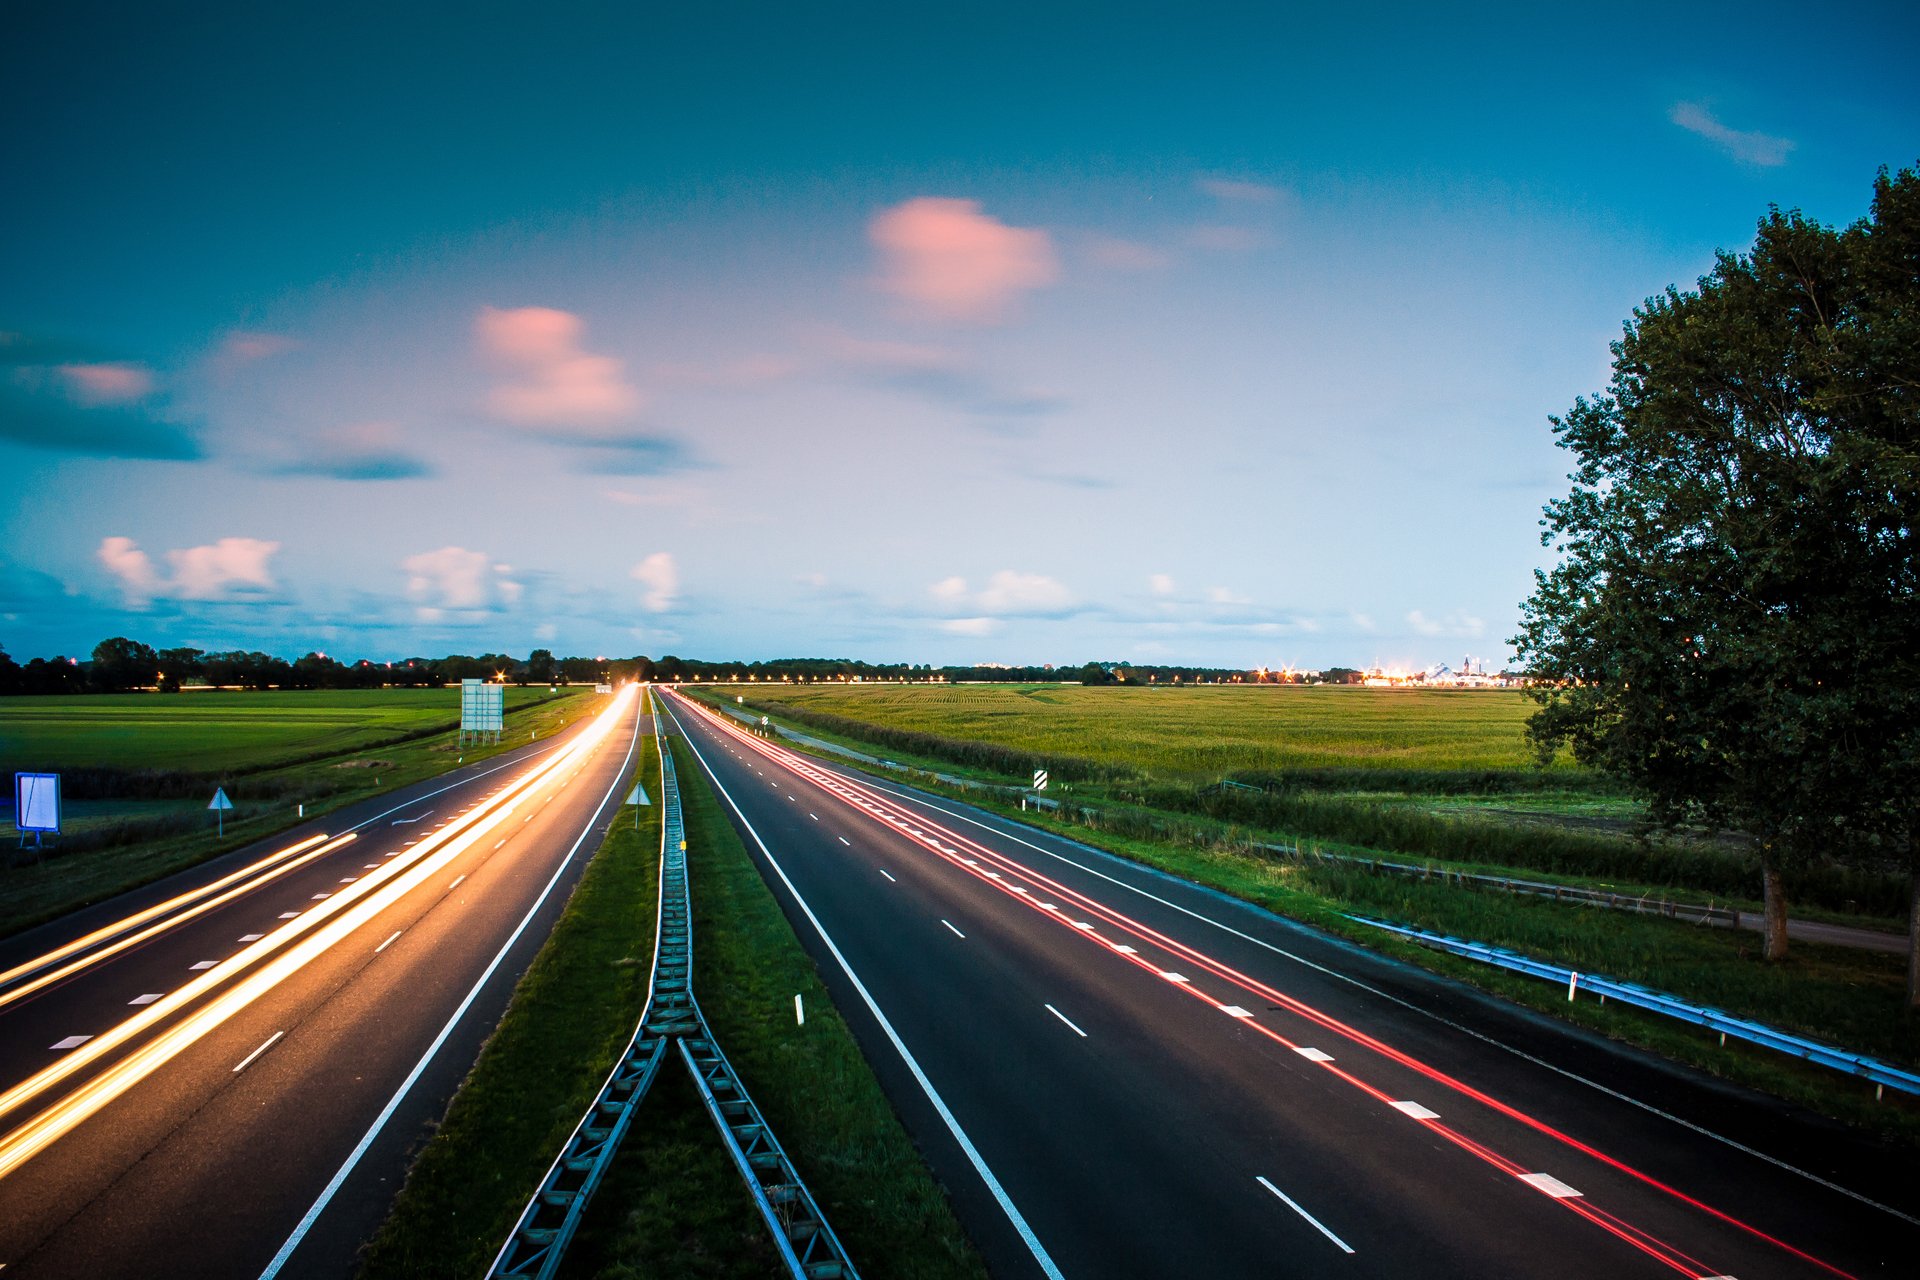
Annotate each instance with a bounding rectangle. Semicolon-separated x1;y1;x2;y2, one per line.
362;714;983;1279
0;687;598;937
693;684;1919;1138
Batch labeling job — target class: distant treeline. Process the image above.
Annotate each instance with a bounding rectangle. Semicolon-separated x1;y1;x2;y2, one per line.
0;639;1355;696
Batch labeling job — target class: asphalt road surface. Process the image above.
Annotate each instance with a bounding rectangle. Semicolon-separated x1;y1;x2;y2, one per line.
660;686;1918;1280
0;686;644;1279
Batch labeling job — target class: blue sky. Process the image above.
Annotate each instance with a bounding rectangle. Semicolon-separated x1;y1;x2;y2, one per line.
3;2;1916;668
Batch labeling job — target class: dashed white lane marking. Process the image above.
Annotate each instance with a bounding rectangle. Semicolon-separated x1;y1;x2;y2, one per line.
239;933;264;942
1038;903;1059;911
495;839;506;850
1072;921;1094;930
838;837;851;846
1113;945;1138;954
942;919;966;938
233;1030;285;1073
450;874;466;889
279;912;299;919
50;1035;91;1050
1519;1172;1583;1199
363;863;379;869
1044;1004;1088;1038
788;795;797;802
1221;1005;1254;1018
339;877;357;884
879;869;897;883
1160;971;1189;983
810;813;818;820
376;931;402;953
1011;886;1030;896
311;893;331;900
1256;1176;1355;1254
190;960;217;970
1294;1047;1333;1062
1392;1100;1440;1120
129;993;162;1005
985;871;1003;879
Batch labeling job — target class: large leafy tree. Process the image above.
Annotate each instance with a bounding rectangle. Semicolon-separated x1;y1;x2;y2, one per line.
1516;166;1918;997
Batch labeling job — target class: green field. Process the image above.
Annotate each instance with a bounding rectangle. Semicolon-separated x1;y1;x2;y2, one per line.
735;683;1562;778
0;687;568;775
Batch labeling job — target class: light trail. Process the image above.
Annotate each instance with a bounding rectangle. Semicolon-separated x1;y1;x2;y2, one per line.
0;833;333;998
667;688;1855;1280
0;834;357;1014
0;686;636;1181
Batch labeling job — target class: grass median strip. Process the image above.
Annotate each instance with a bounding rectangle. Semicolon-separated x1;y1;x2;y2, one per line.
562;734;986;1279
362;724;986;1279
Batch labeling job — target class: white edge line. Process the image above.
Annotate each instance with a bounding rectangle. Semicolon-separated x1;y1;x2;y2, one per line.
942;919;966;938
1044;1004;1088;1038
375;931;402;954
256;694;642;1279
233;1030;286;1074
665;694;1067;1280
1257;1175;1355;1253
846;768;1920;1229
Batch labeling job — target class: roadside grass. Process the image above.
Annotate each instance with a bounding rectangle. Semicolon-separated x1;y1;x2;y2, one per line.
567;735;986;1279
0;691;599;939
357;722;665;1279
685;696;1920;1140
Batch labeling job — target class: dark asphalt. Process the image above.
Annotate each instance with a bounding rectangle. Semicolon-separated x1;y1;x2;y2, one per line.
660;688;1918;1280
0;691;644;1279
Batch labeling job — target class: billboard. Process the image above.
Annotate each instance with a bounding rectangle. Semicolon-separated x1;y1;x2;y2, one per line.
14;773;61;833
460;678;505;739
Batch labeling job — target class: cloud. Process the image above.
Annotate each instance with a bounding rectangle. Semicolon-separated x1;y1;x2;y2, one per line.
57;362;154;405
930;570;1075;618
402;546;521;618
869;198;1060;322
476;305;642;431
1670;102;1794;166
1;335;200;459
631;551;679;611
1206;585;1253;606
215;331;301;376
1149;574;1176;596
825;329;1065;421
274;422;434;481
940;617;1000;636
98;535;280;606
1406;608;1486;637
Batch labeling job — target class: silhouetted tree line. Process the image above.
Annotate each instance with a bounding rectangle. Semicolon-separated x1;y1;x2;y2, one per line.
0;640;1362;696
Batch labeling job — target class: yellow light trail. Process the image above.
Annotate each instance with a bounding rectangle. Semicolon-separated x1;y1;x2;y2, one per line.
0;686;635;1180
0;834;357;1014
0;833;333;996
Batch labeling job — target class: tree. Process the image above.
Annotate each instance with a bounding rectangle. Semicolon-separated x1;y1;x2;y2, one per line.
89;637;158;692
1515;165;1919;988
524;648;556;684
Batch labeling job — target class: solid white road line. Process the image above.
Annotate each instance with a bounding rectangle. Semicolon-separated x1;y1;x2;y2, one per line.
1044;1005;1088;1038
666;698;1066;1280
234;1031;285;1074
257;695;642;1280
1257;1175;1355;1253
942;920;966;938
376;932;402;954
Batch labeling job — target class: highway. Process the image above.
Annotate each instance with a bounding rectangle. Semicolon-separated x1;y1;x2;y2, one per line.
0;685;644;1279
660;687;1919;1279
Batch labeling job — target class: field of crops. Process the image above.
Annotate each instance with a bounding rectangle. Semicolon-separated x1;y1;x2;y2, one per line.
0;687;573;775
737;683;1562;778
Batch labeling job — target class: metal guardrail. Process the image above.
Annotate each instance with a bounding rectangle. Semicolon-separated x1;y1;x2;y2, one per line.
490;693;858;1280
1348;915;1920;1099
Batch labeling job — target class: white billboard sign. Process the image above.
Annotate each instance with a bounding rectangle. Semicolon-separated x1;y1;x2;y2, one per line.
461;678;505;742
14;773;61;833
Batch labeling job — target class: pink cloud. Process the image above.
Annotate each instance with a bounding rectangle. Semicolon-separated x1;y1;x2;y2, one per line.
869;198;1059;322
475;306;642;429
98;535;280;604
401;545;522;618
59;363;154;405
631;551;679;611
221;331;301;363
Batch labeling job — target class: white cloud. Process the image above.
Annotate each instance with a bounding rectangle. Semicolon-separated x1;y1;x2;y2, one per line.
1670;102;1794;166
931;570;1075;617
1149;573;1176;596
1406;608;1486;638
631;551;679;611
97;535;280;606
402;545;521;618
940;617;1000;636
1206;585;1253;606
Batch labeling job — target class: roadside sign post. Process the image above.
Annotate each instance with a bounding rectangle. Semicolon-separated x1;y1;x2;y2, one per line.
625;782;651;829
1033;769;1049;792
14;772;61;852
208;786;234;837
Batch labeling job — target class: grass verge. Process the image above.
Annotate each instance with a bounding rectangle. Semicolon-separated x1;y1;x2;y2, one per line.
1;691;600;939
563;734;985;1279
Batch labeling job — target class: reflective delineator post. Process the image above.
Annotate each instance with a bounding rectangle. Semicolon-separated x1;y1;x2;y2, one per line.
1568;972;1579;1002
794;994;805;1026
